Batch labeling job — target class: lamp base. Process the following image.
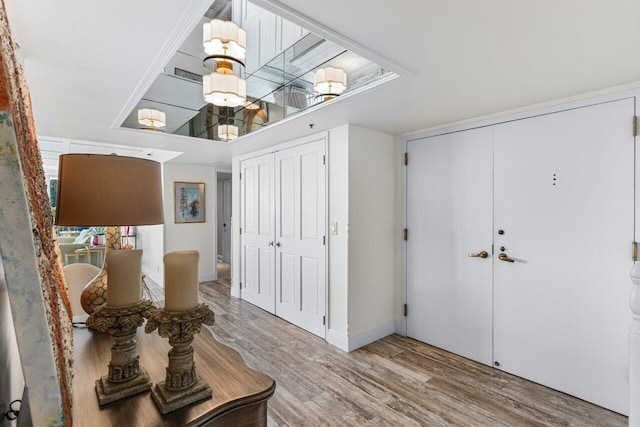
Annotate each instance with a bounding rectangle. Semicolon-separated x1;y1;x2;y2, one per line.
96;368;152;405
151;376;212;414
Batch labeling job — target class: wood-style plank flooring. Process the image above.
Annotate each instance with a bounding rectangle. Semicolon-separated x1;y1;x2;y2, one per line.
194;279;626;426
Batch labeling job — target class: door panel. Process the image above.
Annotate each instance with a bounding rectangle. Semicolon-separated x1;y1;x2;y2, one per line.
240;153;275;313
493;99;634;415
406;127;494;365
275;139;326;338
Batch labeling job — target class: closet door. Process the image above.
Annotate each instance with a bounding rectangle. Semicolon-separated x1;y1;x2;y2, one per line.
275;139;327;338
493;99;634;415
240;153;276;313
406;127;494;365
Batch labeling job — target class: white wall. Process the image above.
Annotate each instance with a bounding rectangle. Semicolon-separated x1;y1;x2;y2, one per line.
138;224;164;286
163;163;216;282
328;125;349;336
347;126;397;336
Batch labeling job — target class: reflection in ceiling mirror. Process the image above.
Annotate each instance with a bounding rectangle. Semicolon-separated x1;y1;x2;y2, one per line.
119;0;396;143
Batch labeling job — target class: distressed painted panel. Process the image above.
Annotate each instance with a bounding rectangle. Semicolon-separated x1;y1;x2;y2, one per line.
0;115;66;425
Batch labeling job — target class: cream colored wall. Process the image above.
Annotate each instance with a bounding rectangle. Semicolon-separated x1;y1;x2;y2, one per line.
347;125;398;336
162;163;216;282
328;125;349;336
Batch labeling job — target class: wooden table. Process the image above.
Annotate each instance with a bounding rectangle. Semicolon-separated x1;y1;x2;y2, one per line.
72;322;275;426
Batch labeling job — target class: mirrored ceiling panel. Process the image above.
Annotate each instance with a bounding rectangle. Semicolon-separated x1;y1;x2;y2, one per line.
120;0;395;143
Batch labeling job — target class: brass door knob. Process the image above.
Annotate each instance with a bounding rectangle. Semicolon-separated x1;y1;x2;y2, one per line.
498;253;515;263
468;251;489;259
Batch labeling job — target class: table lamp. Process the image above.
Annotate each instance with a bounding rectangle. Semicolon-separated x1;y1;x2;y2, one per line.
55;153;164;405
55;153;164;313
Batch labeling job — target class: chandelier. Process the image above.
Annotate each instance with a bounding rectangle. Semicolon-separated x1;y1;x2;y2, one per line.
314;67;347;100
202;19;247;108
137;108;166;129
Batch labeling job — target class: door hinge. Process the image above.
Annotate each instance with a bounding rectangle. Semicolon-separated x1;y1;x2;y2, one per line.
404;153;408;166
239;227;242;235
634;116;638;137
404;304;408;317
239;282;243;289
323;235;326;245
633;241;638;262
404;228;408;241
323;315;326;326
239;172;242;180
323;155;326;165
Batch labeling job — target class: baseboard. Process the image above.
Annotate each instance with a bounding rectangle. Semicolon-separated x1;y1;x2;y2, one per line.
326;329;349;352
199;273;216;282
326;320;396;352
347;320;396;352
216;254;222;261
230;282;240;298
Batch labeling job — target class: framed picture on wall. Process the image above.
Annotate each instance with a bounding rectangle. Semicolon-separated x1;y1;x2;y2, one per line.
175;182;205;223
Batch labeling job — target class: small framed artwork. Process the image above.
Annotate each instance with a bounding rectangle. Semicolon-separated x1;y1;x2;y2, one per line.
175;182;205;223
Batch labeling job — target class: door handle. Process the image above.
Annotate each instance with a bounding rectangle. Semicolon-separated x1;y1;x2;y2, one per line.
498;253;515;263
268;241;274;247
468;251;489;259
275;242;281;247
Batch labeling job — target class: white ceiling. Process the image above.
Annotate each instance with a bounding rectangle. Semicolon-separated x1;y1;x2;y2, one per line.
6;0;640;166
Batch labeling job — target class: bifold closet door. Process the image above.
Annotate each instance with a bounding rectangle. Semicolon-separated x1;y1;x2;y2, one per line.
240;153;276;313
275;139;326;338
493;98;634;415
406;127;494;365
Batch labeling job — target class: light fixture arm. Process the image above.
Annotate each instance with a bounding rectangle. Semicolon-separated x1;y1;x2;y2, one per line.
203;55;245;69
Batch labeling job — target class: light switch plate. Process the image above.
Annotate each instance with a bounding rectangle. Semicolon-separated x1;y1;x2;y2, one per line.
330;222;338;235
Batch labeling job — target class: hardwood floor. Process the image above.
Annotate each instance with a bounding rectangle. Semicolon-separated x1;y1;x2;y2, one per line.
197;280;626;426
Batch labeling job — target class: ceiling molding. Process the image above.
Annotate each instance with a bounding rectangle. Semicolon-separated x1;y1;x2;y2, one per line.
252;0;413;78
110;0;213;130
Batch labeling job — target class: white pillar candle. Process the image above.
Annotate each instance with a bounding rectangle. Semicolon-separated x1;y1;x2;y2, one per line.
164;251;199;311
106;249;142;307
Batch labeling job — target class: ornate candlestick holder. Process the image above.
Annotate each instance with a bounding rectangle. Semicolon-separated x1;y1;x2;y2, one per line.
86;300;157;405
145;303;215;414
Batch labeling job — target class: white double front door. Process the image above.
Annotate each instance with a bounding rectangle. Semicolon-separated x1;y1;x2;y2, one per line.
406;98;635;414
240;139;327;337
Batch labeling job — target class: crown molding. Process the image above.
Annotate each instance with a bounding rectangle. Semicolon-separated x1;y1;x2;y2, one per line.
111;0;213;129
251;0;413;78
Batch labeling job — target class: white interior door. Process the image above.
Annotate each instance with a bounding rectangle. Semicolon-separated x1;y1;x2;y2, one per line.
406;127;494;365
493;99;634;415
275;140;327;338
240;153;275;313
222;178;232;264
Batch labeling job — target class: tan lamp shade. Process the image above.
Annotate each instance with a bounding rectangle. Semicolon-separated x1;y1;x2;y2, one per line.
55;154;164;226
